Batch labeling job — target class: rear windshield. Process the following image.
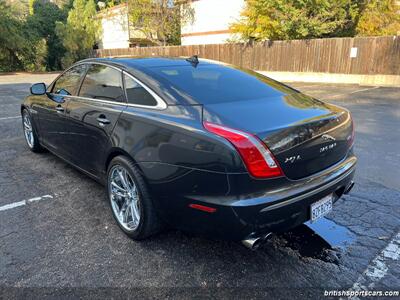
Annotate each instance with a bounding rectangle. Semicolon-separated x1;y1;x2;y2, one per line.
149;64;286;104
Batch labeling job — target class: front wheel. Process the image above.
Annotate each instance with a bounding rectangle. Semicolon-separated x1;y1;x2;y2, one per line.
106;156;162;240
22;109;44;152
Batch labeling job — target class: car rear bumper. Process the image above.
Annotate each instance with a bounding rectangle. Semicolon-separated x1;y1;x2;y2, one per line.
156;154;356;241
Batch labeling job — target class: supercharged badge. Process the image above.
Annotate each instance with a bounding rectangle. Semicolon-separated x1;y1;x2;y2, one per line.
320;142;337;153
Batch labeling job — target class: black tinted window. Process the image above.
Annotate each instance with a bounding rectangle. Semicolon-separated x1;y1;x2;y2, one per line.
151;64;284;104
53;65;86;96
79;64;124;102
124;74;157;106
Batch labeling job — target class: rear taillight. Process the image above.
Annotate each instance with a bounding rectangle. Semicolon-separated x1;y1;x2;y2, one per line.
203;121;283;179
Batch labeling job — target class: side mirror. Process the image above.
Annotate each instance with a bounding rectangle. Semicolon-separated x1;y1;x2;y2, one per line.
30;83;46;95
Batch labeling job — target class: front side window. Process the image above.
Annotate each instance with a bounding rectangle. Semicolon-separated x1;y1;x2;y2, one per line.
52;65;86;96
124;74;157;106
79;64;125;102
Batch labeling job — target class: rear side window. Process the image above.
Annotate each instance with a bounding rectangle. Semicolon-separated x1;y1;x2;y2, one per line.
79;64;125;102
150;64;284;104
52;65;86;96
124;74;157;106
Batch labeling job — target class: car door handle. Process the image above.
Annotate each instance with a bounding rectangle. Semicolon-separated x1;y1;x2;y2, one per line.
56;106;64;113
97;116;111;125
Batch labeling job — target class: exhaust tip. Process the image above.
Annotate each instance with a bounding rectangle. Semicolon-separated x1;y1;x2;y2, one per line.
242;238;262;250
242;233;272;250
344;181;355;194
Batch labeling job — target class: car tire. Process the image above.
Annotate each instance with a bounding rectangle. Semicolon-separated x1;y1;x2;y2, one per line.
106;155;162;240
22;109;45;153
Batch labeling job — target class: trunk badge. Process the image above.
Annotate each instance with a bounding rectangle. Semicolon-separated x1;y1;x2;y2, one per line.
321;134;336;141
284;155;301;164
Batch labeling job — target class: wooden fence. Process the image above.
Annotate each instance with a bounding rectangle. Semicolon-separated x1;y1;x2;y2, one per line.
93;36;400;75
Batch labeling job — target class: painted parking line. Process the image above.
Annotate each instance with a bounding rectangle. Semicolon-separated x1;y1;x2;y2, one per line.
0;116;20;121
346;231;400;299
328;86;380;100
0;195;54;212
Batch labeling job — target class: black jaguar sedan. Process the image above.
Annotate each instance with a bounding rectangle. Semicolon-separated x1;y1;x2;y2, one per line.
22;57;356;249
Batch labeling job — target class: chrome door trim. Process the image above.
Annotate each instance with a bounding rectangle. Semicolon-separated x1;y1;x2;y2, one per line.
49;94;128;107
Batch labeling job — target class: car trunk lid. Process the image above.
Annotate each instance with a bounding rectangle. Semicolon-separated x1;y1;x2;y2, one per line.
202;92;353;180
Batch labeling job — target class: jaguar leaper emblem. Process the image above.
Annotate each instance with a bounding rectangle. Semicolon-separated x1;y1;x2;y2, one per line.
321;134;336;142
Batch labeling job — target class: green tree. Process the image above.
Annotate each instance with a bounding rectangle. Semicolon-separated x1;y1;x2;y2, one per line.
128;0;194;46
230;0;360;41
26;0;68;70
9;0;30;18
0;0;73;72
56;0;100;67
0;0;45;72
29;0;35;15
0;1;26;71
19;38;48;72
356;0;400;36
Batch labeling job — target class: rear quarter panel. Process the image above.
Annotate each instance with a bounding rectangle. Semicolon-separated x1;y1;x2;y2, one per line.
110;104;247;196
112;104;245;172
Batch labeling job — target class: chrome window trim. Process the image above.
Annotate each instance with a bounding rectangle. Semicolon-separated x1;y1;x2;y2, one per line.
122;71;167;110
50;94;128;107
74;61;122;71
50;61;168;110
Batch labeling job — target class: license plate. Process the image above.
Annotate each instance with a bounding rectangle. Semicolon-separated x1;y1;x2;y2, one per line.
310;194;333;222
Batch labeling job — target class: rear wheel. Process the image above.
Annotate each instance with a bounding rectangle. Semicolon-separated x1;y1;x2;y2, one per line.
107;156;162;240
22;109;44;153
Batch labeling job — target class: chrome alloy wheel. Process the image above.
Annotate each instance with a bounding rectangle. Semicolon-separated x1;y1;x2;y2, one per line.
23;112;34;148
109;165;141;231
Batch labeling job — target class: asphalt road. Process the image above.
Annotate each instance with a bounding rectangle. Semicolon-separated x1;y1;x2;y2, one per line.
0;74;399;299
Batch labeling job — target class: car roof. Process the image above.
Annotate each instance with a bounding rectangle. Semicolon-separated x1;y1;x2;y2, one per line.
80;56;217;69
76;57;228;106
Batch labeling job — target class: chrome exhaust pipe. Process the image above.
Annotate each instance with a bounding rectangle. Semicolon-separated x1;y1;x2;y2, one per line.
242;237;262;250
344;181;355;194
242;233;272;250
